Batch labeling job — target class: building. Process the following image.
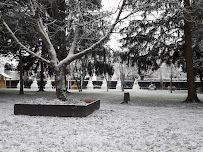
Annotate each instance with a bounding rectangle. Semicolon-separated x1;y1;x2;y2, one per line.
0;73;12;88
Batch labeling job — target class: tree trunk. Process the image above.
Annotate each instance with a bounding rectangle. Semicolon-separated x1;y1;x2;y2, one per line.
104;74;109;92
120;73;125;92
19;49;24;95
200;73;203;92
183;0;201;102
55;68;67;101
79;76;83;92
38;61;44;91
119;65;125;92
170;66;173;93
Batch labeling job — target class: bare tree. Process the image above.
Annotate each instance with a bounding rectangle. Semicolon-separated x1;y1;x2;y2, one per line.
0;0;127;100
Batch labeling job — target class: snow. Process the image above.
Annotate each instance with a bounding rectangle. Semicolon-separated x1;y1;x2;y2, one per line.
23;98;88;105
1;89;203;151
0;72;12;79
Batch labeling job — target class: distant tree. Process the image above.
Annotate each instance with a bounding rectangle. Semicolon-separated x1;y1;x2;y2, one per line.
114;51;138;91
0;0;40;94
19;49;24;94
69;45;114;92
193;43;203;91
69;55;92;92
4;63;14;71
93;46;114;91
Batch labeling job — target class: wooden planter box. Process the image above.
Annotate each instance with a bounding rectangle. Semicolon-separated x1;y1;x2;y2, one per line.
14;100;100;117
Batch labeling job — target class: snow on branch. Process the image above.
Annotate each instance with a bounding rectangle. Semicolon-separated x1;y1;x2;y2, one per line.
29;0;58;67
69;25;80;55
58;0;127;68
2;19;50;65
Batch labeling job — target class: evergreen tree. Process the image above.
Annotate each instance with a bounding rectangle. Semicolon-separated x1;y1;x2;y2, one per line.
120;0;201;102
191;0;203;92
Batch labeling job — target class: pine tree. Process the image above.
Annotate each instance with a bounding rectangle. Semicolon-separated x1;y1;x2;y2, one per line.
120;0;201;102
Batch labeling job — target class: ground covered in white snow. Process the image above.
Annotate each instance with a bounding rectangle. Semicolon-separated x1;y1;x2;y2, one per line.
1;89;203;151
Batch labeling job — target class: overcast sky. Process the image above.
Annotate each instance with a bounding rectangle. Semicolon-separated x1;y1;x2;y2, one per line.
101;0;123;50
101;0;159;51
101;0;120;11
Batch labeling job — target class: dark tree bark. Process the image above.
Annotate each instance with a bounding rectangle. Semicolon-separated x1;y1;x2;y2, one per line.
55;68;66;101
19;49;24;95
38;61;44;91
49;0;68;96
38;40;45;92
183;0;201;102
200;73;203;92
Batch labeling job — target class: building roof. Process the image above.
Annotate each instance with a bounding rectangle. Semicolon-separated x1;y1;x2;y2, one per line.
0;72;12;79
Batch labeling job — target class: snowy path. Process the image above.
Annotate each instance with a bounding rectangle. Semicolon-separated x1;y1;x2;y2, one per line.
1;89;203;151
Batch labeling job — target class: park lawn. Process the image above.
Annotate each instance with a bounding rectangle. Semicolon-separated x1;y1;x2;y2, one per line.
1;89;203;151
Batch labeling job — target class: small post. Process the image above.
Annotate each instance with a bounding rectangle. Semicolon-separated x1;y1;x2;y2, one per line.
122;92;130;104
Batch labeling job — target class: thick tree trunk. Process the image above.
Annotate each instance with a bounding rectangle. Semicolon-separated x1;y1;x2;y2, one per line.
55;68;67;101
19;49;24;95
183;0;201;102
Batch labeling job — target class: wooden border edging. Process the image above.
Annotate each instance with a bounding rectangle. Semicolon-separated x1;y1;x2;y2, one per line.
14;100;100;117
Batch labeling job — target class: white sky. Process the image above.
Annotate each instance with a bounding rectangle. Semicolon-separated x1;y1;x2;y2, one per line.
101;0;121;11
101;0;161;51
101;0;124;51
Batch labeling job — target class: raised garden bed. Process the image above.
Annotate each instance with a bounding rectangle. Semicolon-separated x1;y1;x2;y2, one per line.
14;100;100;117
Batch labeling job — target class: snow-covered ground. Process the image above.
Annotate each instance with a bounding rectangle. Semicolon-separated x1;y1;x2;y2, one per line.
1;89;203;151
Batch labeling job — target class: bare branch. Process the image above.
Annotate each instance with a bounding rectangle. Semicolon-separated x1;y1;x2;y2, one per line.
2;19;50;64
69;25;80;55
30;0;58;67
58;0;127;68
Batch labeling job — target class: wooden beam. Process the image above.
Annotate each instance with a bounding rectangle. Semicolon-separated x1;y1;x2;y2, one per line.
9;79;11;88
5;77;6;88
